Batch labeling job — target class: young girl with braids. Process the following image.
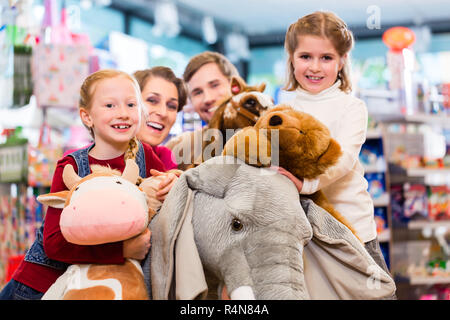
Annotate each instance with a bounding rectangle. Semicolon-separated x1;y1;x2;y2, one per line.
281;11;393;283
0;69;176;300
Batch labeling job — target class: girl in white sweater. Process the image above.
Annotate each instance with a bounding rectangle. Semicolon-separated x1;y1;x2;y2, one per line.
283;11;393;282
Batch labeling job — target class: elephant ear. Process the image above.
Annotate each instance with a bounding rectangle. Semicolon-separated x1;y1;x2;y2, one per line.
146;170;208;300
301;199;397;299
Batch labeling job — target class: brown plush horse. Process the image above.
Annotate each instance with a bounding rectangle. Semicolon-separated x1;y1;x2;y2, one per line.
166;76;273;170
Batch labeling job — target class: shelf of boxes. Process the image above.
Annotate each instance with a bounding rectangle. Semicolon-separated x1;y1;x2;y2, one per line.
361;125;392;246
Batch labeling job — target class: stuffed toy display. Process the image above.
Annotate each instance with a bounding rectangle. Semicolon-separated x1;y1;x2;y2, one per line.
39;159;160;300
146;156;396;300
40;155;396;299
223;104;360;240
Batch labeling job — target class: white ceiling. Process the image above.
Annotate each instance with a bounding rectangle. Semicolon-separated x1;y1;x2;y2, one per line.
174;0;450;35
109;0;450;46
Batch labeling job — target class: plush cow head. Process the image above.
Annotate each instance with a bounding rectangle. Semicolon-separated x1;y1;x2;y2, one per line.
37;159;155;245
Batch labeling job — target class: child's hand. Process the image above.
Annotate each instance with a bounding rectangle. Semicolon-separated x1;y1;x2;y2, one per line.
123;228;151;261
150;169;179;201
269;166;303;193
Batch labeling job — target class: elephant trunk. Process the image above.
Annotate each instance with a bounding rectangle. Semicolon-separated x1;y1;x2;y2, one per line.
220;218;311;300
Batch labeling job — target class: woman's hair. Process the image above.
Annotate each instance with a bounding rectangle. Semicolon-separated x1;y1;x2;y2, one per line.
284;11;354;93
133;66;187;112
183;51;239;83
78;69;144;161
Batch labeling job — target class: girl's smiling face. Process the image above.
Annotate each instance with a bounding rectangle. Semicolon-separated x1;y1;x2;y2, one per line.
137;76;179;146
292;35;346;94
80;75;140;149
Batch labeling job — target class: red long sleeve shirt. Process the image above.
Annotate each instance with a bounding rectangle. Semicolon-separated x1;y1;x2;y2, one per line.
13;142;166;293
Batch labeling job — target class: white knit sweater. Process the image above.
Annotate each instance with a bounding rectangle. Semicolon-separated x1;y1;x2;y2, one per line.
288;80;377;243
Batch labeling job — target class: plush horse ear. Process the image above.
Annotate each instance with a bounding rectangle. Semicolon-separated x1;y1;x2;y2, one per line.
257;83;266;93
317;138;342;171
230;76;246;95
37;190;70;209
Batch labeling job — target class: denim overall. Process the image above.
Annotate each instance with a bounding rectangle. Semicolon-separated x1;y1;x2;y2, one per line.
23;142;147;271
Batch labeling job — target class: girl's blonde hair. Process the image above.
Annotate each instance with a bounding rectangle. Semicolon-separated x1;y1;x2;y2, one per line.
284;11;354;93
79;69;144;161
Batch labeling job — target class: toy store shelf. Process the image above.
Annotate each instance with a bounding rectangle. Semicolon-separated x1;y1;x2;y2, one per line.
372;193;390;207
406;168;450;177
366;129;383;139
370;112;450;128
404;113;450;128
377;229;391;242
388;164;450;185
408;220;450;230
363;163;386;173
409;276;450;285
395;274;450;285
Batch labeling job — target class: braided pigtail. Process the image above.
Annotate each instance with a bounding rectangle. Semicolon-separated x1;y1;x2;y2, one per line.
124;137;139;161
124;137;143;184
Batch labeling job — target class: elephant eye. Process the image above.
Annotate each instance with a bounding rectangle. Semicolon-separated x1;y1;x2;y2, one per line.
74;187;79;191
299;130;305;135
231;218;243;232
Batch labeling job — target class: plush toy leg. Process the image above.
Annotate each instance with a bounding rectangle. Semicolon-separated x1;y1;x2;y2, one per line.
64;286;116;300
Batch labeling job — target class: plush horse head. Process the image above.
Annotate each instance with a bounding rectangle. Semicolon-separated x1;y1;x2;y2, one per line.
208;76;273;132
197;76;274;165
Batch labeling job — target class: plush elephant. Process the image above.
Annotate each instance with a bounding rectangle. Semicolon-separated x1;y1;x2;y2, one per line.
144;156;396;300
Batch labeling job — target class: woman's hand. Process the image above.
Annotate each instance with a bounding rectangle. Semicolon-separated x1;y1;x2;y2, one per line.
269;166;303;193
150;169;179;201
123;228;151;261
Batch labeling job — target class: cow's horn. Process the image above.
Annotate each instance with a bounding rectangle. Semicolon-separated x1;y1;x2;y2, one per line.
122;159;140;184
62;164;82;190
